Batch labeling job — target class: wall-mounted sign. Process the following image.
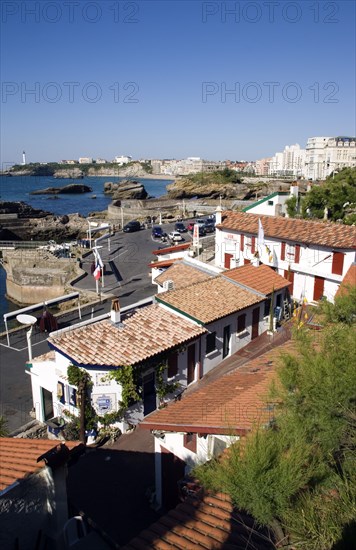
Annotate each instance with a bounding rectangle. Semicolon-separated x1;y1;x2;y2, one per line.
92;393;117;415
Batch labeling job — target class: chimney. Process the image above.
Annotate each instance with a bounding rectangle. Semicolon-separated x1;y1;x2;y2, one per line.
215;205;222;225
111;298;121;324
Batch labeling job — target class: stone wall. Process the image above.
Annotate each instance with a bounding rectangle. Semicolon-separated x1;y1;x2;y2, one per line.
2;249;80;304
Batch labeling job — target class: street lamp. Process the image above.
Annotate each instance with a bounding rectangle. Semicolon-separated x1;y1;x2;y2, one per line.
16;314;37;362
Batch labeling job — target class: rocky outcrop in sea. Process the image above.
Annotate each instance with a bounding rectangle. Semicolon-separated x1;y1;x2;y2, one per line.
104;180;148;199
30;184;92;195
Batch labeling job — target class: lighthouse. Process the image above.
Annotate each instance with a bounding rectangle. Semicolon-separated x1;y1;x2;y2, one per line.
22;151;26;165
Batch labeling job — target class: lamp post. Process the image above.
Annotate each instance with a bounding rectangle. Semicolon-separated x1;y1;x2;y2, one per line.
16;314;37;362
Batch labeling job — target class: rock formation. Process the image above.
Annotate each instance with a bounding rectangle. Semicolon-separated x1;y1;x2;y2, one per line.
30;184;92;195
104;180;148;199
53;167;84;178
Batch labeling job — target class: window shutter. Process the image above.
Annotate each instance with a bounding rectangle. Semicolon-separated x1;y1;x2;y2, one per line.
295;244;300;264
240;234;244;251
281;242;286;260
332;251;344;275
251;236;256;254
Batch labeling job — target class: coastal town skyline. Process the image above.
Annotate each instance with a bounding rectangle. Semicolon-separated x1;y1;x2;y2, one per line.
1;1;355;164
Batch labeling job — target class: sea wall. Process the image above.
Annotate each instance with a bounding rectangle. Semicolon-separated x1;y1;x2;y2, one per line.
2;250;80;305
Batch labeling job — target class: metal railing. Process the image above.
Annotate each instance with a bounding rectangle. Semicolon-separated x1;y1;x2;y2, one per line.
0;240;48;250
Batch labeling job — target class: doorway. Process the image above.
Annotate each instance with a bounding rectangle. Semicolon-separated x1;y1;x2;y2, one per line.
223;325;230;358
252;307;260;340
41;387;54;421
187;344;196;385
143;372;157;416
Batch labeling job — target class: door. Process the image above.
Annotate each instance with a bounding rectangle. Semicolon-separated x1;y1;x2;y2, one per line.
143;372;157;416
187;344;196;385
284;269;294;295
161;447;186;510
223;325;230;358
224;253;233;269
313;276;325;301
41;388;54;421
252;307;260;340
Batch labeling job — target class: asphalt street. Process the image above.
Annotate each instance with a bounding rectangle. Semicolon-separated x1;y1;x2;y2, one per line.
0;221;193;433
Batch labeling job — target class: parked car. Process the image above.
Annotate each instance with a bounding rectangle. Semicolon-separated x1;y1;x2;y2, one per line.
152;226;164;239
195;219;206;227
168;231;184;242
204;219;215;233
188;222;206;236
123;220;141;232
174;222;187;233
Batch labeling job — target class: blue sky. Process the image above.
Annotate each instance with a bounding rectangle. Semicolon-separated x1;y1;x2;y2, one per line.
1;0;355;164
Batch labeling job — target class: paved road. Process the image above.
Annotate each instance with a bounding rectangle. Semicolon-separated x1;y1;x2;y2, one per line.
0;222;193;432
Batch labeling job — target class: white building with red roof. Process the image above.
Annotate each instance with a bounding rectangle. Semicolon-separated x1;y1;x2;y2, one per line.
215;210;356;303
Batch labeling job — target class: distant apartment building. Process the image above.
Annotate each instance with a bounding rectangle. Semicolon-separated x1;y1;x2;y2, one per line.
95;158;107;164
151;159;163;174
78;157;93;164
305;136;356;180
157;157;226;176
114;155;132;165
255;157;272;176
60;160;77;164
268;144;306;177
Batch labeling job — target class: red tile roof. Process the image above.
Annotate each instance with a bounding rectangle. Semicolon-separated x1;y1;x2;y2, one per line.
123;491;274;550
149;259;180;269
336;263;356;297
48;304;207;368
0;438;79;492
152;243;191;256
224;264;291;294
141;342;294;435
217;212;356;249
155;262;213;290
156;276;264;325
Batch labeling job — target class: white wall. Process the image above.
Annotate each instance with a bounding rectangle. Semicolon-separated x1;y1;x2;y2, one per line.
153;432;238;509
216;226;356;302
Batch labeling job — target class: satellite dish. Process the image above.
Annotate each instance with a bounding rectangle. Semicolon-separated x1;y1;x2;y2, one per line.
16;314;37;326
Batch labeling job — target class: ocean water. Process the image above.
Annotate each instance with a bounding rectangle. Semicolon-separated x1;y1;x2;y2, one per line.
0;175;173;320
0;175;173;217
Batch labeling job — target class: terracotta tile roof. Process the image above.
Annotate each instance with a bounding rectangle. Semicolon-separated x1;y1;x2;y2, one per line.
123;492;274;550
156;276;264;324
48;304;207;368
155;262;213;290
149;259;180;269
152;243;191;256
141;342;294;435
217;211;356;249
336;263;356;297
33;350;56;362
0;438;79;492
224;264;291;295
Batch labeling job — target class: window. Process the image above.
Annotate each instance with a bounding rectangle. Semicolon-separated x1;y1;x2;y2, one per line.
286;243;295;261
183;433;197;453
206;332;216;354
167;352;178;378
268;200;274;205
69;387;77;407
237;314;246;334
57;381;65;404
264;299;271;317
